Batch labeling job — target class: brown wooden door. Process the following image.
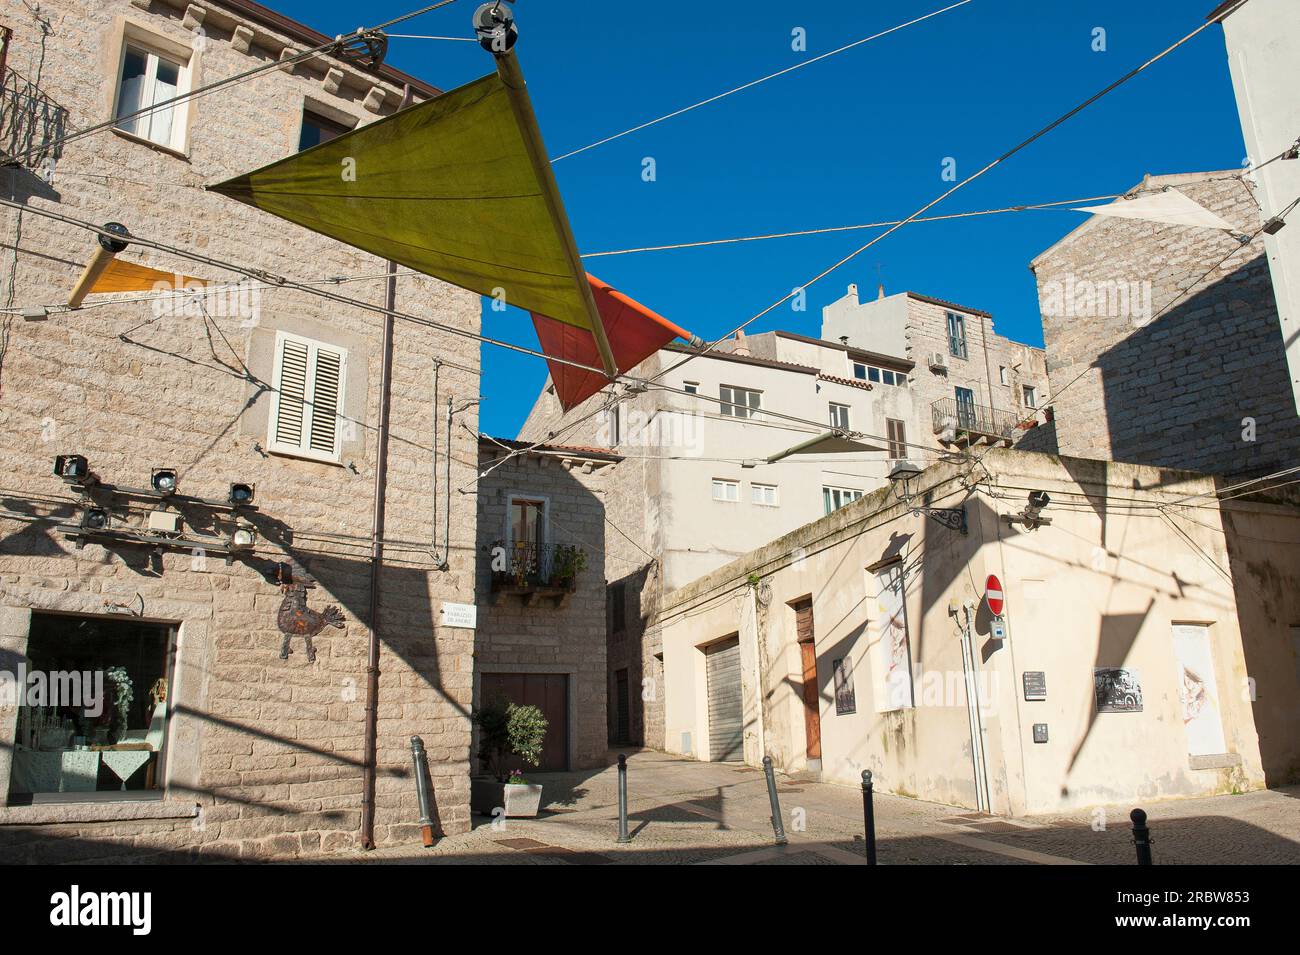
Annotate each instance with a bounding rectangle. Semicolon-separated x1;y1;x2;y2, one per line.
793;600;821;760
479;672;569;772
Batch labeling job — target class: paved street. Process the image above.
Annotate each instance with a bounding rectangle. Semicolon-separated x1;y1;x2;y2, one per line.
340;750;1300;865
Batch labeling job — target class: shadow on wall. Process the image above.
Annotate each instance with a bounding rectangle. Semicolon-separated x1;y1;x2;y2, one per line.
1096;260;1300;477
606;561;656;748
0;510;466;857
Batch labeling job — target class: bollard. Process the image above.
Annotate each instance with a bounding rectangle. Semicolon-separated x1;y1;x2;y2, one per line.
410;736;435;848
861;770;877;865
762;756;788;846
1130;808;1153;865
616;753;631;843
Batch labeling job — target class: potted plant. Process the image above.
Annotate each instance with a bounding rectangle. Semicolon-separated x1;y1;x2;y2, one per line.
552;544;587;589
470;698;549;817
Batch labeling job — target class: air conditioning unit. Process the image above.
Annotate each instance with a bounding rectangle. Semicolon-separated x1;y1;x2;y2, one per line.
928;351;949;371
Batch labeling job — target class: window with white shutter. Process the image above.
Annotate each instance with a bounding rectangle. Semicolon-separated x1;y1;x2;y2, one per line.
268;332;347;463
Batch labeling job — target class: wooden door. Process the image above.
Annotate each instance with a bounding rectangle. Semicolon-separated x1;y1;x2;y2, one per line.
479;672;569;772
793;599;821;760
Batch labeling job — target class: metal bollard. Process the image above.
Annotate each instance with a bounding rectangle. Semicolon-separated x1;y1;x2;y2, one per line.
410;736;435;848
616;753;631;843
762;756;788;846
861;770;877;865
1130;808;1153;865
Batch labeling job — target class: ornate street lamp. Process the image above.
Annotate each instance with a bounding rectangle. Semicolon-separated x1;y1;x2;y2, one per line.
887;460;967;534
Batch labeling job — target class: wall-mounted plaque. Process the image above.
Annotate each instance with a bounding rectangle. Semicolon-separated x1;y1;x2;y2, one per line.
1022;671;1047;701
1094;667;1143;713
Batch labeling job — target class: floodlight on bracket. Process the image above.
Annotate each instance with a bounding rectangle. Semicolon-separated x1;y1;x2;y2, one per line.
473;1;517;54
334;29;389;68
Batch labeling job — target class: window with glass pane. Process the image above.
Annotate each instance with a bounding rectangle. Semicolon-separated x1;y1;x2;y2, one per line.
299;109;352;151
719;385;760;418
115;44;185;149
683;381;699;394
867;367;881;383
822;486;863;515
751;483;778;506
712;479;739;502
1022;385;1037;408
9;613;174;803
829;403;850;430
853;363;867;380
946;312;968;359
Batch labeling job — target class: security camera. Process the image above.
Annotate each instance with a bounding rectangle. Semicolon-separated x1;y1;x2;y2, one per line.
1004;489;1052;530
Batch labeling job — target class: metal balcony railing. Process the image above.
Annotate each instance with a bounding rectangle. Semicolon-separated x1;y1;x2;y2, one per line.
489;540;586;592
0;65;69;167
931;397;1020;443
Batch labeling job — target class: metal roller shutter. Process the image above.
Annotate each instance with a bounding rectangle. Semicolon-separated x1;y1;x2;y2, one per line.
705;637;744;762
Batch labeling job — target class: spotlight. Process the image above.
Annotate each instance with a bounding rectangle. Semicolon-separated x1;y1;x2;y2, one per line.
80;507;109;531
1005;490;1053;530
54;455;90;483
151;468;178;495
1262;215;1287;236
228;483;255;506
229;525;257;550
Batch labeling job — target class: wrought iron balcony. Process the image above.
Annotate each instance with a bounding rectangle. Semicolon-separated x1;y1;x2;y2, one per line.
931;397;1020;447
488;540;587;605
0;63;69;168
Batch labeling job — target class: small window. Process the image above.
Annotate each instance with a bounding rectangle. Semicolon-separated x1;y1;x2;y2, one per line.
867;367;881;383
605;405;621;447
509;497;546;546
946;312;968;360
719;385;761;419
999;366;1009;386
268;332;347;463
683;381;699;394
882;370;896;386
608;582;627;638
1022;385;1037;409
115;42;189;150
822;486;863;515
829;403;850;430
751;483;778;507
886;418;907;459
712;479;740;502
299;108;352;151
852;363;868;381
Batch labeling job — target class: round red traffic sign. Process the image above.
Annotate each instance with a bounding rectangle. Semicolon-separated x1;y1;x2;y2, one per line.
985;575;1004;616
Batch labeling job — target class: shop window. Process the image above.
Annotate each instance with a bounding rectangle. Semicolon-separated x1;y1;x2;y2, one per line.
8;613;174;803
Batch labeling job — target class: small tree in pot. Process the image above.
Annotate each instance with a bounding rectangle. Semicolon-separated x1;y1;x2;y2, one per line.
471;698;550;817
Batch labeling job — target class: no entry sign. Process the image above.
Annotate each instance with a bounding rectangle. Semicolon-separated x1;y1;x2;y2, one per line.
985;575;1005;617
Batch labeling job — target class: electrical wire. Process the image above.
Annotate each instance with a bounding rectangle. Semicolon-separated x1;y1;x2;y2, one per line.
646;1;1255;390
580;194;1126;258
550;0;977;162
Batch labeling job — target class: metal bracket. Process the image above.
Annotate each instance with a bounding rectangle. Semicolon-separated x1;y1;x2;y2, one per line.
921;505;967;535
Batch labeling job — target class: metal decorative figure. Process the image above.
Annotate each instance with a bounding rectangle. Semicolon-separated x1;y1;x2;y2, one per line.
274;565;345;663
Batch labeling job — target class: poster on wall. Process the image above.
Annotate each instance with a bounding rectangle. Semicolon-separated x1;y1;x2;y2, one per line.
874;564;913;710
1093;667;1143;713
832;657;856;715
1171;624;1227;757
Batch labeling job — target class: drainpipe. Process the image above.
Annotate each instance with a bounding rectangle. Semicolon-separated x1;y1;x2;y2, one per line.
361;84;413;851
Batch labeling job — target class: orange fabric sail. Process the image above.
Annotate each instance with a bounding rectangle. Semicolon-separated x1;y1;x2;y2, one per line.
533;274;693;411
90;258;208;294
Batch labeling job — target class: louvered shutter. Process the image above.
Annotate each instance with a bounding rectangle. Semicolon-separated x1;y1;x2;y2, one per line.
269;333;346;462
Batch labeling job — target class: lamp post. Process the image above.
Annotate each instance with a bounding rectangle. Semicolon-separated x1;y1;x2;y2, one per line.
887;460;967;534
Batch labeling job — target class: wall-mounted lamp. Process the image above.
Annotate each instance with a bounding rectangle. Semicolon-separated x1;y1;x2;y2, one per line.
54;454;91;483
888;460;967;534
229;483;255;506
80;507;109;531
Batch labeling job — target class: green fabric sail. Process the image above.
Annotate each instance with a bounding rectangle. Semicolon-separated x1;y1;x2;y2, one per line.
209;71;594;330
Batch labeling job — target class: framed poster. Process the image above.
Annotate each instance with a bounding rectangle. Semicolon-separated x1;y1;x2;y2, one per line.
874;563;913;710
1094;667;1143;713
832;657;856;716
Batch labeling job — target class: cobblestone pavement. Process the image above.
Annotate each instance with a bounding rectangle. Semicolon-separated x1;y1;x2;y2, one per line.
336;750;1300;865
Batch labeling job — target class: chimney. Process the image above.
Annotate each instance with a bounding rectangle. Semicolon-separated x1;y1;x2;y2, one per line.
839;336;849;346
733;328;751;356
877;282;886;300
846;283;858;305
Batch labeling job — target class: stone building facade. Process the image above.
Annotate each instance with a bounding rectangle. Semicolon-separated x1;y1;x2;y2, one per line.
0;0;481;860
517;287;1049;752
472;437;617;774
1030;170;1300;475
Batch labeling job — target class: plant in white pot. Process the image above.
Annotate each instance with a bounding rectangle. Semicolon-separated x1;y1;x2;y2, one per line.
471;699;549;817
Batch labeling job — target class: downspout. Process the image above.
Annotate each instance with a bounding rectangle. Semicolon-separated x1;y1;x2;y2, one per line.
361;83;413;851
979;314;997;412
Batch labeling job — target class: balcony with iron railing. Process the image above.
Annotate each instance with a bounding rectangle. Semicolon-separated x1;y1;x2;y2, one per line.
0;62;69;168
931;397;1021;447
488;540;588;606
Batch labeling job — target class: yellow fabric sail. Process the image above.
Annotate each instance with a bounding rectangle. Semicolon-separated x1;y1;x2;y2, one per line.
209;67;598;332
91;258;208;294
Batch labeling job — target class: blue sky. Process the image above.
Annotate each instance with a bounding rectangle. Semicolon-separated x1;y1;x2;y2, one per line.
272;0;1246;437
